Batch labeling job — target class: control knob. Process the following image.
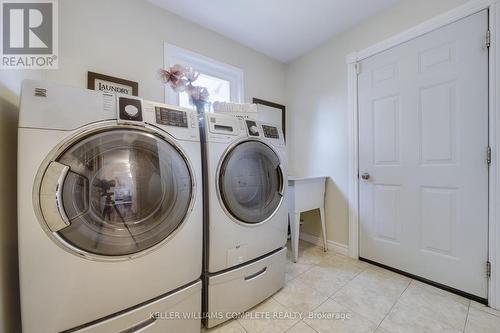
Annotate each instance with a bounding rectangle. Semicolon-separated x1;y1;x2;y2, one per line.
124;104;139;117
249;125;259;134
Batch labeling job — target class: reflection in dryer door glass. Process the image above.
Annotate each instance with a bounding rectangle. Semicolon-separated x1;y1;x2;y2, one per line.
54;129;193;257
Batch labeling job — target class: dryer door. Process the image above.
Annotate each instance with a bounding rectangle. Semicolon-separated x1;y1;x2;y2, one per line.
218;140;284;224
38;127;194;259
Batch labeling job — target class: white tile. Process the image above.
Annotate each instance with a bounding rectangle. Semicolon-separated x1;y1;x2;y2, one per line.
317;253;357;268
204;319;246;333
328;254;373;271
238;297;299;333
465;307;500;333
286;321;317;333
273;278;329;313
358;268;410;296
332;268;410;324
304;299;377;333
317;255;365;277
297;247;329;265
470;301;500;318
374;328;390;333
234;239;489;332
410;280;470;305
379;301;462;333
296;264;356;296
397;281;469;330
298;240;319;251
288;241;333;265
332;283;397;325
286;260;313;278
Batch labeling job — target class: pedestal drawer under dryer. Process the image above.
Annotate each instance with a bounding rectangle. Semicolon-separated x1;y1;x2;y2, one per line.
206;247;286;328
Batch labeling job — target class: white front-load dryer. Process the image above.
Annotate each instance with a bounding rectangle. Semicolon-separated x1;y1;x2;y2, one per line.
203;113;288;327
18;80;202;333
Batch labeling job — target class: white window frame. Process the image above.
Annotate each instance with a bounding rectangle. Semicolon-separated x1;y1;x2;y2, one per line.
164;44;244;106
346;0;500;309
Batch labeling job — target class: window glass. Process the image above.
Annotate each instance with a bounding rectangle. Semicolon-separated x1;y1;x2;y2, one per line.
179;73;231;108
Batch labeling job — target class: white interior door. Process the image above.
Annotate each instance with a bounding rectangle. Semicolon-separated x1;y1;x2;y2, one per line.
358;10;489;298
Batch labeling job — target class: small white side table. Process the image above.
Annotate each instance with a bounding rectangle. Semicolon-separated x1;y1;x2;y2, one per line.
288;176;327;263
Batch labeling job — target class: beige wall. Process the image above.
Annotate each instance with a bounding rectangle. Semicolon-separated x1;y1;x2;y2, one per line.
0;1;285;331
286;0;471;245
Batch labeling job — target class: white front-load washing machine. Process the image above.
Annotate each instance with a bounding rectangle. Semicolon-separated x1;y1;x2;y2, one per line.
18;80;203;333
202;113;288;328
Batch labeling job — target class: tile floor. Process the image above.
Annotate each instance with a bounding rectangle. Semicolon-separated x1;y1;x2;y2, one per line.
203;240;500;333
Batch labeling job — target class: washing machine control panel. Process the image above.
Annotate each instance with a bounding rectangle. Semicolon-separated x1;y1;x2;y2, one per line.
155;107;188;128
262;125;280;139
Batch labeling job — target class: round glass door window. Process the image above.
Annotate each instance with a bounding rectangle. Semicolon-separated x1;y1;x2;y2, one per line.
219;141;284;224
43;128;193;257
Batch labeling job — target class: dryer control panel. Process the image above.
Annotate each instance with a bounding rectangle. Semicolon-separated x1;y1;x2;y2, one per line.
254;120;284;146
205;113;284;146
262;125;279;139
208;115;239;136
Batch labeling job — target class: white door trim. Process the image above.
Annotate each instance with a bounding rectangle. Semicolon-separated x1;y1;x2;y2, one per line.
346;0;500;309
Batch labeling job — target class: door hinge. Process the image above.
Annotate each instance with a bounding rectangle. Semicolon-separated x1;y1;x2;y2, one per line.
487;146;492;165
487;261;491;278
486;30;491;48
355;62;361;75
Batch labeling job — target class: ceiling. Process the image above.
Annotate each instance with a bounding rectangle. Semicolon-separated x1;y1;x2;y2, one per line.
148;0;401;62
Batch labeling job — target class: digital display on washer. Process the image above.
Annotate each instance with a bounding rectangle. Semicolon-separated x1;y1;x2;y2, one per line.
262;125;279;139
155;107;188;128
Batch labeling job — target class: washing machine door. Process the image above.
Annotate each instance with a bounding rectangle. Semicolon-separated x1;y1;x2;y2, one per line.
38;125;194;259
218;140;284;224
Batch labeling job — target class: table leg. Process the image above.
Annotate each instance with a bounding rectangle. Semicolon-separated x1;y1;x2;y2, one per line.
319;207;327;252
290;212;300;263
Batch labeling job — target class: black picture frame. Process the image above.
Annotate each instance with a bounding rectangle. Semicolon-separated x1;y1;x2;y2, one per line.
252;98;286;139
87;71;139;96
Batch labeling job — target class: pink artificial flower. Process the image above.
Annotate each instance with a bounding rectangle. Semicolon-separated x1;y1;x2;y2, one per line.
158;63;210;102
187;85;210;102
158;64;187;92
184;66;200;83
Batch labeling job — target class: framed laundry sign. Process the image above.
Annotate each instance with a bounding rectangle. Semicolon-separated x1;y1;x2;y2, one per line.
87;71;139;96
253;98;286;139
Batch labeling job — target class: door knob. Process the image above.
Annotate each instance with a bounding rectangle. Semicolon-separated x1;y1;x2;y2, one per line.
361;173;370;180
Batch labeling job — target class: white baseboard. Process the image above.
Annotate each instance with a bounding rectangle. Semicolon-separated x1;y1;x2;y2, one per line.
299;232;349;256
